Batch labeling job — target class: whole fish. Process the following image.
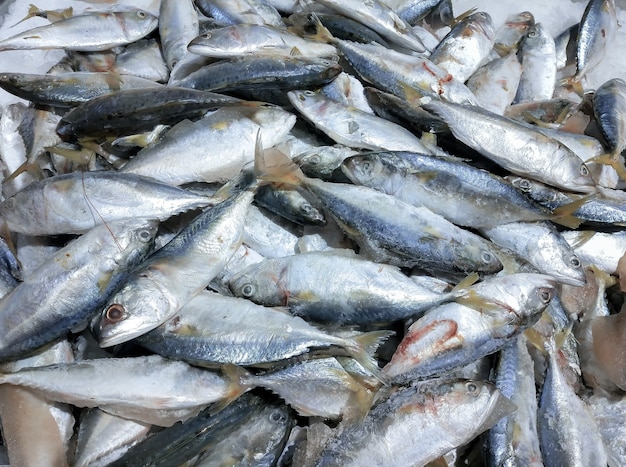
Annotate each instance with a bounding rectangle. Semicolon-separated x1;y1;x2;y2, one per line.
259;148;503;276
288;90;431;152
0;72;161;107
0;172;213;235
485;334;543;467
341;151;554;229
421;98;597;193
176;56;342;93
187;24;337;59
56;87;241;139
0;355;251;427
336;40;478;105
0;218;158;361
538;341;608;466
139;290;392;380
591;77;626;179
315;379;515;466
0;10;158;52
119;105;296;185
383;273;556;382
228;250;473;324
96;178;256;348
195;0;285;28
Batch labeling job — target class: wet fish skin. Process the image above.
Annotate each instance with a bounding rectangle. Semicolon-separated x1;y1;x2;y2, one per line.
288;90;431;152
192;400;292;466
119;105;296;186
493;11;535;57
429;12;496;82
0;218;158;362
576;0;618;79
314;0;426;52
108;394;270;467
0;10;158;52
336;39;478;105
290;12;390;47
315;379;515;466
482;221;586;286
228;250;467;324
56;87;241;139
187;24;337;59
562;229;626;274
538;344;608;466
96;185;255;348
513;23;557;104
485;334;542;467
466;51;522;115
382;273;556;382
195;0;285;28
342;151;551;229
593;77;626;156
0;355;248;427
115;38;170;83
139;290;392;382
0;171;213;236
421;98;597;194
73;409;151;467
0;71;162;108
177;56;342;93
255;183;326;226
159;0;198;70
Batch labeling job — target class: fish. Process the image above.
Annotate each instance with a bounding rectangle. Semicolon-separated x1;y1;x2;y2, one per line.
575;0;618;81
315;379;516;466
228;250;475;324
0;9;158;52
513;23;557;104
96;178;256;348
0;218;158;361
159;0;198;70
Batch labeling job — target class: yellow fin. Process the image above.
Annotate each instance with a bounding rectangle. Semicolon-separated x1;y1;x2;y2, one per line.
214;364;254;414
347;330;395;386
588;153;626;181
451;272;480;293
551;195;596;229
4;161;45;182
450;7;478;27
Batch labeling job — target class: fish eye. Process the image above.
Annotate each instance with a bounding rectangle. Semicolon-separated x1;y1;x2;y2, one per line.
569;256;581;268
307;154;321;165
360;161;371;172
517;179;531;191
301;204;313;214
138;229;153;242
105;304;126;322
136;11;146;18
465;382;478;394
270;411;285;422
579;164;589;176
304;90;316;97
203;33;211;39
481;251;493;264
539;288;552;303
240;283;255;297
528;29;537;38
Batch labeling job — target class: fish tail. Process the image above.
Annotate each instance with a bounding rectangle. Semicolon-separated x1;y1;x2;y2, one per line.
342;373;377;424
551;196;594;229
5;161;45;182
216;364;255;413
347;330;395;386
255;143;306;188
9;4;41;28
288;12;335;44
589;153;626;181
558;75;585;97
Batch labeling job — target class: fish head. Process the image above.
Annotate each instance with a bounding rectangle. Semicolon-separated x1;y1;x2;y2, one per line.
96;272;175;347
553;148;597;194
467;12;495;41
187;26;246;57
229;263;287;306
122;9;159;38
462;242;504;274
105;217;159;266
521;23;554;55
341;154;386;185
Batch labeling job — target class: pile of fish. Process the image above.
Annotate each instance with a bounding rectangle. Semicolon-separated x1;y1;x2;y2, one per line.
0;0;624;465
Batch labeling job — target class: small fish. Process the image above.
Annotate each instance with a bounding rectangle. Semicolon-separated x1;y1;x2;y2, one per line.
513;23;557;104
0;10;158;52
159;0;198;70
575;0;618;81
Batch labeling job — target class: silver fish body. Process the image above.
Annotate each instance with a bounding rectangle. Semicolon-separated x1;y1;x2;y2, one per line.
0;218;158;361
513;23;557;104
96;187;255;348
576;0;618;79
0;10;158;52
159;0;199;70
